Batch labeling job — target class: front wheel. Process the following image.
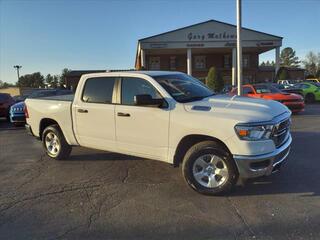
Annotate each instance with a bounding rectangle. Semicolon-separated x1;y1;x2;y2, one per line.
42;125;72;160
182;141;238;195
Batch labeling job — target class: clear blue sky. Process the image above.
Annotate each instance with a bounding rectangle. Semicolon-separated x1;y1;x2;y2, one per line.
1;0;319;83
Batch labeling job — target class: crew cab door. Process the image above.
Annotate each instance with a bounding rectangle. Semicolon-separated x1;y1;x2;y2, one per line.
73;76;117;151
115;77;170;161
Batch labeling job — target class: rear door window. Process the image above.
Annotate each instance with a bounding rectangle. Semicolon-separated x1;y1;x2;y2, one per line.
82;77;116;103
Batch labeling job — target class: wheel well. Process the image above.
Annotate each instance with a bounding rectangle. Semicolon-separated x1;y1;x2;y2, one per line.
173;134;231;167
39;118;59;140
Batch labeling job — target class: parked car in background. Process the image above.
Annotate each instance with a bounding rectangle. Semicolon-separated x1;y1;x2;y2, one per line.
9;101;26;126
25;71;292;195
12;95;28;103
305;78;320;83
291;82;320;103
272;83;304;97
10;89;73;126
231;84;305;113
277;80;296;88
0;93;15;120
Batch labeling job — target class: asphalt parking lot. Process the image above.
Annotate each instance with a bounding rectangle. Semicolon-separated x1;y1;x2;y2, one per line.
0;105;320;240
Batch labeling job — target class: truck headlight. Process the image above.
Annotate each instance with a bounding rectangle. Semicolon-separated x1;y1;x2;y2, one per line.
234;124;274;141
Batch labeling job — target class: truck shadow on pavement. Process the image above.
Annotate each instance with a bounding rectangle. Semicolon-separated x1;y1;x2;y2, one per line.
66;151;144;162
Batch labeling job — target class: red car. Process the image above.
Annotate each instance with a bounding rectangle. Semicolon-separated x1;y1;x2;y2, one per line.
231;84;305;113
0;93;15;120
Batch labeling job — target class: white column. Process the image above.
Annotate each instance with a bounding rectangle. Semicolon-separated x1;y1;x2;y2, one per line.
236;0;243;96
275;46;280;75
187;48;192;75
141;48;146;69
232;48;237;87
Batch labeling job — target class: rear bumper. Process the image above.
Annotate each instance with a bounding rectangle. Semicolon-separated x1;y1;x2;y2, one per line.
284;102;305;112
233;134;292;179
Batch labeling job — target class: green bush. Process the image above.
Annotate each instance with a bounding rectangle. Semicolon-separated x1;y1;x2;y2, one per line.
206;67;224;92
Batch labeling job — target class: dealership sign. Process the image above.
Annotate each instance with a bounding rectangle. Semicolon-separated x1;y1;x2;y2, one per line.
187;32;237;41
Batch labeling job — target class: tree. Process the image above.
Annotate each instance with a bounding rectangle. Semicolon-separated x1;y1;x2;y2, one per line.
59;68;70;88
206;67;224;92
17;72;45;88
275;67;290;81
280;47;300;67
45;74;54;87
52;75;59;88
302;51;320;77
0;80;15;88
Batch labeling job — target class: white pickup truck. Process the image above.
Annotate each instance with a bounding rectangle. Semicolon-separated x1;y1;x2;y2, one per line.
25;71;292;195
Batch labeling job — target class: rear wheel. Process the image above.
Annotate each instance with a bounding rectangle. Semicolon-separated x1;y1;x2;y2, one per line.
182;141;238;195
305;93;315;103
42;125;72;160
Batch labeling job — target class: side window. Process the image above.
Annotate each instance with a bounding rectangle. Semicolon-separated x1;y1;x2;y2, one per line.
121;77;161;106
82;77;116;103
302;84;310;89
243;86;254;94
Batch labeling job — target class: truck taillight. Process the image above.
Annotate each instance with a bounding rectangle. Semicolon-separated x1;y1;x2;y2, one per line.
24;105;29;118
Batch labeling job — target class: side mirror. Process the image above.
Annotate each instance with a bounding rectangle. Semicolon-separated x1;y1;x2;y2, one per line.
134;94;165;107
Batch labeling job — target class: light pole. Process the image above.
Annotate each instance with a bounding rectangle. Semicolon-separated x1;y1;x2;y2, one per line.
13;65;22;82
236;0;243;96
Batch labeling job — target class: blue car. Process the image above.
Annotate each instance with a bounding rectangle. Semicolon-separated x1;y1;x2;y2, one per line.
10;89;73;126
10;101;26;125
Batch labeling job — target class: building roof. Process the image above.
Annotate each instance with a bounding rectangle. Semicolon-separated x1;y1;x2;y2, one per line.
139;19;283;42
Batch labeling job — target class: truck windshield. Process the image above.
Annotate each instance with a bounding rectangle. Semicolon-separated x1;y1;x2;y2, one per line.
153;74;214;103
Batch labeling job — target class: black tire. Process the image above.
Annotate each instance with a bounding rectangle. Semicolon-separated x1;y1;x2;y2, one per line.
42;124;72;160
305;93;315;103
182;141;238;195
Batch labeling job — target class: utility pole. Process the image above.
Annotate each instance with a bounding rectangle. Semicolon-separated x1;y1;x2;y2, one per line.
13;65;22;82
236;0;243;96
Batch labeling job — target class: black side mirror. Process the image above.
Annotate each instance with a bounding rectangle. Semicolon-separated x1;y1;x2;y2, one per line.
134;94;165;107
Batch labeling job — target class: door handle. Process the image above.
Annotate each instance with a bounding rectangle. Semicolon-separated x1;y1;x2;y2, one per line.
77;109;88;113
117;112;130;117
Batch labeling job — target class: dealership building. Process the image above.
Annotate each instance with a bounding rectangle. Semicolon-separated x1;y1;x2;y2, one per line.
135;19;304;84
66;19;304;90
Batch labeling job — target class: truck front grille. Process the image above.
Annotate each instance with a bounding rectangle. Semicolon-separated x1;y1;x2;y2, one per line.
272;118;291;148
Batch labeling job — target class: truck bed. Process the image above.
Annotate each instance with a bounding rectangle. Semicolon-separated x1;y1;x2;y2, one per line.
31;94;74;101
25;96;78;145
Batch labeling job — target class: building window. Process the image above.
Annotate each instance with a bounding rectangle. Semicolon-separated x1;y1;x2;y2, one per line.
224;55;231;68
194;56;206;70
243;55;250;68
169;56;177;70
149;56;160;70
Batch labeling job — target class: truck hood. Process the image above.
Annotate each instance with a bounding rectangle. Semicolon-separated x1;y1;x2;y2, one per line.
183;94;291;123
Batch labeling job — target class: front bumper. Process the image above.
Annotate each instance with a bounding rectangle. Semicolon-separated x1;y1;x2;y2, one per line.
233;134;292;179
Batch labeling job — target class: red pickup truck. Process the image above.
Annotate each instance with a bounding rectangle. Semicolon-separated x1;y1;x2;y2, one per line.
231;84;305;113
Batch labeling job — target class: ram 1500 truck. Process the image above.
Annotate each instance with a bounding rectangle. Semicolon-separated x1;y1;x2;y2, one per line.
25;71;292;195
